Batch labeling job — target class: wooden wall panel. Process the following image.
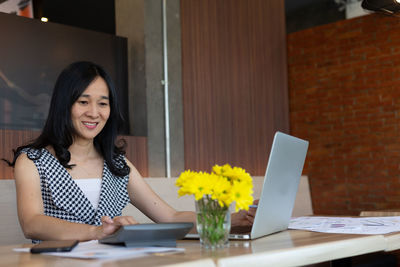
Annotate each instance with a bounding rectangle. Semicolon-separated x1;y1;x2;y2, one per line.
0;129;39;179
181;0;289;175
0;129;148;179
121;135;148;177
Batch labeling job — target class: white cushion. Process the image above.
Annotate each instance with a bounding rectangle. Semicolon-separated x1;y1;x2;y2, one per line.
0;180;30;245
122;176;313;222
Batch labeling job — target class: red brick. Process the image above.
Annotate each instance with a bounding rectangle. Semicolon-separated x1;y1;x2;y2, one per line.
289;13;400;215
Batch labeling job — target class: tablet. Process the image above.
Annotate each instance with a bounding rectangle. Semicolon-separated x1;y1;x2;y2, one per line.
99;222;194;247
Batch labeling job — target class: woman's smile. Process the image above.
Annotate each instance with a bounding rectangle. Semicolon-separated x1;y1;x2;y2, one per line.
82;121;98;129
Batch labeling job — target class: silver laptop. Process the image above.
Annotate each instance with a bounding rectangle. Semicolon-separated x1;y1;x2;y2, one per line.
186;131;309;240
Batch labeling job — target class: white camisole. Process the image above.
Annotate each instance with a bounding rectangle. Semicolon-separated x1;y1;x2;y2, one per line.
74;178;102;210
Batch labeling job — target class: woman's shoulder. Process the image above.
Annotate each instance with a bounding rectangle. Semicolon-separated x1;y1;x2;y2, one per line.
18;146;56;163
19;147;43;158
15;149;39;170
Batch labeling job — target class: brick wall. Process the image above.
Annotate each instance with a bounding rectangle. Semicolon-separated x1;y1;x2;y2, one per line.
288;13;400;215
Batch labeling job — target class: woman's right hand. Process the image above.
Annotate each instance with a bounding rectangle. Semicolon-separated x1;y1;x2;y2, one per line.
95;215;138;240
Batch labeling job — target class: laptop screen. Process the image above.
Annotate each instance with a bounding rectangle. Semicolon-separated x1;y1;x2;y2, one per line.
250;132;308;239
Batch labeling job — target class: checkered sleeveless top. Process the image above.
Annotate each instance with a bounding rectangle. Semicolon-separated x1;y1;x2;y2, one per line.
22;148;130;227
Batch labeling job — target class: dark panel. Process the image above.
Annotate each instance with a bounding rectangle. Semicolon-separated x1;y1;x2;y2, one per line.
285;0;345;34
0;130;148;179
0;12;129;133
40;0;116;35
181;0;289;175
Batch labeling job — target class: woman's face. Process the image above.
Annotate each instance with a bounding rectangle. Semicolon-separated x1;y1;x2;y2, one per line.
71;76;111;143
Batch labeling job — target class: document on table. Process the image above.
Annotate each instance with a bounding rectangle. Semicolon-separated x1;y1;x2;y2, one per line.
14;240;185;259
289;216;400;235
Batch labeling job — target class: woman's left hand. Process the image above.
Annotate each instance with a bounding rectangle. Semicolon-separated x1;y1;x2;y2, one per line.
230;199;259;234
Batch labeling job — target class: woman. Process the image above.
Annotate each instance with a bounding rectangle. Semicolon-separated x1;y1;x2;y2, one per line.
7;61;255;242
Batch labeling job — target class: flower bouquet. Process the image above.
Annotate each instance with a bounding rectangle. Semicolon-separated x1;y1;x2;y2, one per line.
176;164;253;249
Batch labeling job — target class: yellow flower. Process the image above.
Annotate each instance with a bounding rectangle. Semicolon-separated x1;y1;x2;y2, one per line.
191;172;213;200
230;181;254;212
212;164;232;176
176;164;253;211
175;169;196;187
176;170;198;196
222;166;252;184
210;174;231;207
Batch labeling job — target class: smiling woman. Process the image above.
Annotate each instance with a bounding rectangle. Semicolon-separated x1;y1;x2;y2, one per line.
2;62;157;242
3;61;258;244
2;62;139;243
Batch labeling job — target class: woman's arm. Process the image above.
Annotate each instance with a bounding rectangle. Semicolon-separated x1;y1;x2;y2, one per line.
126;160;196;225
14;153;135;241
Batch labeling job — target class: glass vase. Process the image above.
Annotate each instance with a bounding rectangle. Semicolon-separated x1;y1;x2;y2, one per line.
195;195;231;249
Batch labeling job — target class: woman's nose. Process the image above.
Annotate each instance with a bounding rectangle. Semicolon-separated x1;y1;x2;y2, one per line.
86;103;99;117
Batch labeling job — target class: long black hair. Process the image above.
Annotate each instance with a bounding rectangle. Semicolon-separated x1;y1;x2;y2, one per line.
6;61;130;176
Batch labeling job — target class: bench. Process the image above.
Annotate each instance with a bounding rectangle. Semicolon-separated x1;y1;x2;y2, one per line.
0;176;312;245
123;176;313;222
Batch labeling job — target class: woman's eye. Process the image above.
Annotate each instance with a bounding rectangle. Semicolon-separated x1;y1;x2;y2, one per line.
79;100;88;105
99;102;109;106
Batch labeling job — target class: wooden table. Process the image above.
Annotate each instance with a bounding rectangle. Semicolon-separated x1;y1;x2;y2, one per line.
383;232;400;252
359;210;400;254
0;230;387;267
